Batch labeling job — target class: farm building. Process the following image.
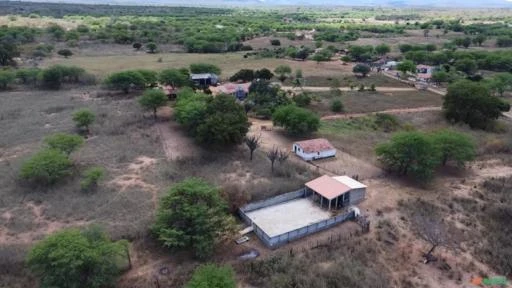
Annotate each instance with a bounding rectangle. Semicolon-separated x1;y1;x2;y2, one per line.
306;175;366;210
191;73;219;87
292;138;336;161
209;82;251;100
416;64;434;81
239;174;366;248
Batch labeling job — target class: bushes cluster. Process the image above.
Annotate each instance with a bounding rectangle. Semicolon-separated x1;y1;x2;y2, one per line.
272;105;320;136
376;129;476;182
245;80;291;119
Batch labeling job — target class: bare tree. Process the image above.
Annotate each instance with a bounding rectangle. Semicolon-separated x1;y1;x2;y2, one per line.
244;134;261;161
266;147;279;173
423;29;430;38
278;149;289;164
411;213;461;263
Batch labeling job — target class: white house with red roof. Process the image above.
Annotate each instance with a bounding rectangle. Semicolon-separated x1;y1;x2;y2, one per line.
292;138;336;161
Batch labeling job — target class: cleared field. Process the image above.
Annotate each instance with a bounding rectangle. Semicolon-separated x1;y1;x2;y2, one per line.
308;89;443;116
245;198;331;237
42;52;356;79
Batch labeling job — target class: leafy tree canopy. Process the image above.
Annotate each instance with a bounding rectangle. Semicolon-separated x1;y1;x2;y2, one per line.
152;178;232;258
443;80;510;129
190;63;221;75
272;105;320;136
44;133;84;155
27;226;126;288
20;149;73;186
431;129;475;167
138;89;168;119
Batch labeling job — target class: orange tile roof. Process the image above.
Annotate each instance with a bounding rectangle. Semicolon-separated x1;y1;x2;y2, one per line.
294;138;334;153
305;175;351;200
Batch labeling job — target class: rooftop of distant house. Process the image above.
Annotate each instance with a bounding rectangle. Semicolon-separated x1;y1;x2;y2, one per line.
294;138;335;154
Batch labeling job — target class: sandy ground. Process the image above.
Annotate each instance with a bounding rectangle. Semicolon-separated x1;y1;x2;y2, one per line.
245;198;332;237
280;86;418;92
155;106;197;160
321;106;442;120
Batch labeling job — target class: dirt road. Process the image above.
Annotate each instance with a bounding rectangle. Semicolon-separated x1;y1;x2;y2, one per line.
280;86;418;92
320;106;443;120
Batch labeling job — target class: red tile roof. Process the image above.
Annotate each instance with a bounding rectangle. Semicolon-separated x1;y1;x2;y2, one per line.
294;138;334;153
305;175;351;200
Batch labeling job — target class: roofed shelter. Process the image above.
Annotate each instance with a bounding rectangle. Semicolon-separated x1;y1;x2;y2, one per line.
305;175;366;210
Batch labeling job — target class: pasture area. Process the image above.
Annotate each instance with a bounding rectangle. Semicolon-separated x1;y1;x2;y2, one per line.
308;89;444;116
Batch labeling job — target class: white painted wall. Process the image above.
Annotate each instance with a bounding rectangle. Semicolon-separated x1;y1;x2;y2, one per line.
292;144;336;161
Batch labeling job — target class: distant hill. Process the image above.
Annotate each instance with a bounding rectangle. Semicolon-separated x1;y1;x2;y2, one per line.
5;0;512;8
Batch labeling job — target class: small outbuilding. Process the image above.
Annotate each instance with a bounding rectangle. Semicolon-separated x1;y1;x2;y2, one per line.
191;73;219;88
209;82;251;100
305;175;366;210
293;138;336;161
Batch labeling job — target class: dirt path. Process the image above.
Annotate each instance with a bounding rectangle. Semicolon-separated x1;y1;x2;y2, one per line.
321;106;443;120
155;107;198;160
280;86;418;92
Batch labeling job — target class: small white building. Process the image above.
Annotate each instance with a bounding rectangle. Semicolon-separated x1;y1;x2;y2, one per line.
292;138;336;161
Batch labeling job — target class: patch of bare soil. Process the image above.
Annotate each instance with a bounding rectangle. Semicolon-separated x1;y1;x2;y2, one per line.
109;156;159;209
321;106;442;121
0;201;90;245
156;107;198;160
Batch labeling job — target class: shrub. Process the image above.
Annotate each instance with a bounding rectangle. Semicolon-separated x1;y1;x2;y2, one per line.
44;133;84;155
229;69;254;82
274;65;292;82
72;109;95;134
138;89;168;119
254;68;274;80
330;99;344;112
20;149;72;186
159;69;189;87
189;63;221;75
272;105;320;135
104;71;146;93
80;167;105;192
27;227;126;288
16;68;40;85
185;264;236;288
353;64;371;77
146;42;157;53
0;70;15;90
132;42;142;50
292;93;312;107
270;39;281;46
152;178;232;258
39;66;63;89
374;113;400;132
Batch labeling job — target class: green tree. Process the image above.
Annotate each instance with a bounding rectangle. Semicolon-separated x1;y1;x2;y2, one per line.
397;60;416;76
454;58;477;75
159;68;189;87
431;129;475;167
0;70;15;89
375;44;391;56
132;42;142;50
138;89;168;119
16;68;40;85
293;93;312;107
462;37;472;48
352;64;371;77
135;69;158;87
254;68;274;80
443;80;510;129
104;71;146;93
274;65;292;83
0;41;19;66
72;109;95;134
272;105;320;135
185;264;236;288
57;49;73;58
195;94;250;146
375;131;440;181
331;99;344;112
473;35;486;46
20;149;72;186
229;69;254;82
40;66;63;89
27;226;126;288
190;63;221;75
152;178;232;258
44;133;84;155
487;73;512;97
146;42;157;53
431;71;449;84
